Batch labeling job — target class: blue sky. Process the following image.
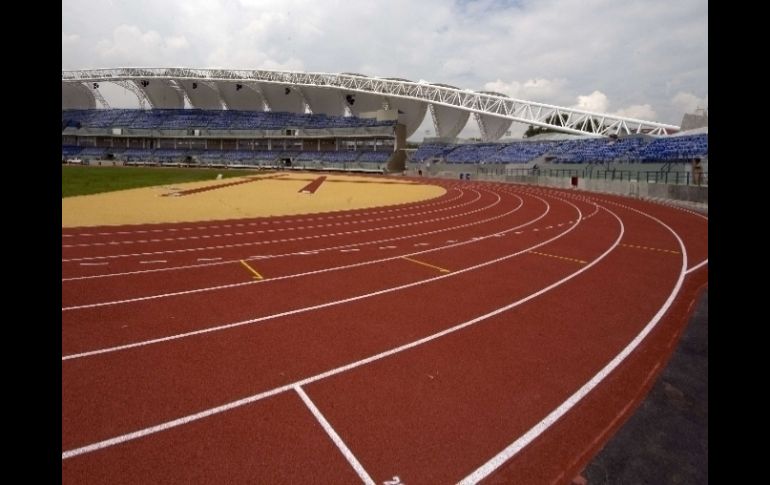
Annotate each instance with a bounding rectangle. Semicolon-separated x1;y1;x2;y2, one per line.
63;0;707;140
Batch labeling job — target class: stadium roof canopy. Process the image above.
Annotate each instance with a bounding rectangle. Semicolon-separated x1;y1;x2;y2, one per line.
62;68;680;139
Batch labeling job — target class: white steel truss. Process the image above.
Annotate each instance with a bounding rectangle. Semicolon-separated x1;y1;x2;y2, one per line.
62;68;680;136
112;80;151;109
89;84;110;109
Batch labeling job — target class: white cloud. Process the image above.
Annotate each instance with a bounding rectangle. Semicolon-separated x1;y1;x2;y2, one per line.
483;78;569;104
574;91;609;113
96;25;191;65
571;91;657;122
165;36;189;50
62;33;80;44
672;92;708;114
63;0;707;133
613;104;657;121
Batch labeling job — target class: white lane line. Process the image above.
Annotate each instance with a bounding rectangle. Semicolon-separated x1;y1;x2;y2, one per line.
61;193;543;315
685;259;708;274
79;262;109;267
61;189;468;241
295;386;375;485
197;257;222;262
61;199;607;460
139;260;167;265
340;249;360;253
61;189;509;280
62;194;561;355
62;190;493;263
378;246;397;250
458;198;687;484
414;242;430;246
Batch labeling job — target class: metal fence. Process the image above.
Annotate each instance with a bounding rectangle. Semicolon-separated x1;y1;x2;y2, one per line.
485;167;708;186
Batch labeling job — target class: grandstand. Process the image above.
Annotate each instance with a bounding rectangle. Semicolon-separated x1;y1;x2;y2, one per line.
62;68;707;189
412;133;707;166
61;108;400;173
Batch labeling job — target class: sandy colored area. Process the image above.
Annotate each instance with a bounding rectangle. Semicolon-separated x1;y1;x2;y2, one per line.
62;172;446;228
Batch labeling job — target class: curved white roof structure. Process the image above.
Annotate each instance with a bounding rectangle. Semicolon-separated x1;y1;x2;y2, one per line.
62;68;680;138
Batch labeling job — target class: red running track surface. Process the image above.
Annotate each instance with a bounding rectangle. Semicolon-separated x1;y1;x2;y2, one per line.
62;180;708;484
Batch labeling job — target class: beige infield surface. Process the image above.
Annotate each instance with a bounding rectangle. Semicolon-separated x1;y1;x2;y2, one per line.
62;172;447;228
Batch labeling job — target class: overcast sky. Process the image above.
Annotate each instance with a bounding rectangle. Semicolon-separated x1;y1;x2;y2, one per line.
62;0;707;140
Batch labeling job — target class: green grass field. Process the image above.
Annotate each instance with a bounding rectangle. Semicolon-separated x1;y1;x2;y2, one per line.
62;165;264;197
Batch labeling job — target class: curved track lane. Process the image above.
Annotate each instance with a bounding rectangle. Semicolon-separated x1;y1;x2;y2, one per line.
62;179;708;484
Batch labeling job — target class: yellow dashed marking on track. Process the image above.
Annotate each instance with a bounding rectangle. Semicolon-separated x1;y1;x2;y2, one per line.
239;260;264;280
401;256;451;273
621;244;681;255
529;251;587;265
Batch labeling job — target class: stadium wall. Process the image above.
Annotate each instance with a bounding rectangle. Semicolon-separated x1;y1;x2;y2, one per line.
408;167;708;208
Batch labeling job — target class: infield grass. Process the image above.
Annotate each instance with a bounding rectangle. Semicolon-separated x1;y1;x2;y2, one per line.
62;165;264;197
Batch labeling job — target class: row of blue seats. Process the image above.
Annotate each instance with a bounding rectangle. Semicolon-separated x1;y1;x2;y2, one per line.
62;145;390;163
62;109;395;131
413;134;708;164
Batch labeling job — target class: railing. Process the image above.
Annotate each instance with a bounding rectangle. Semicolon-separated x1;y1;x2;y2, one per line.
498;167;708;186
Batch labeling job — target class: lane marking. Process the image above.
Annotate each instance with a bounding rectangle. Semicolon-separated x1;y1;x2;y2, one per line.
78;262;109;267
621;243;680;255
295;386;375;485
61;192;559;354
401;256;450;274
340;248;361;253
685;259;708;274
139;260;167;264
62;189;495;262
239;260;264;280
528;251;587;265
61;198;599;459
459;196;687;484
62;188;471;246
61;189;509;280
62;189;573;311
197;257;222;262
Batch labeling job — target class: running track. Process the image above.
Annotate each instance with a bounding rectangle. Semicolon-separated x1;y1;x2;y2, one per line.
62;179;708;484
